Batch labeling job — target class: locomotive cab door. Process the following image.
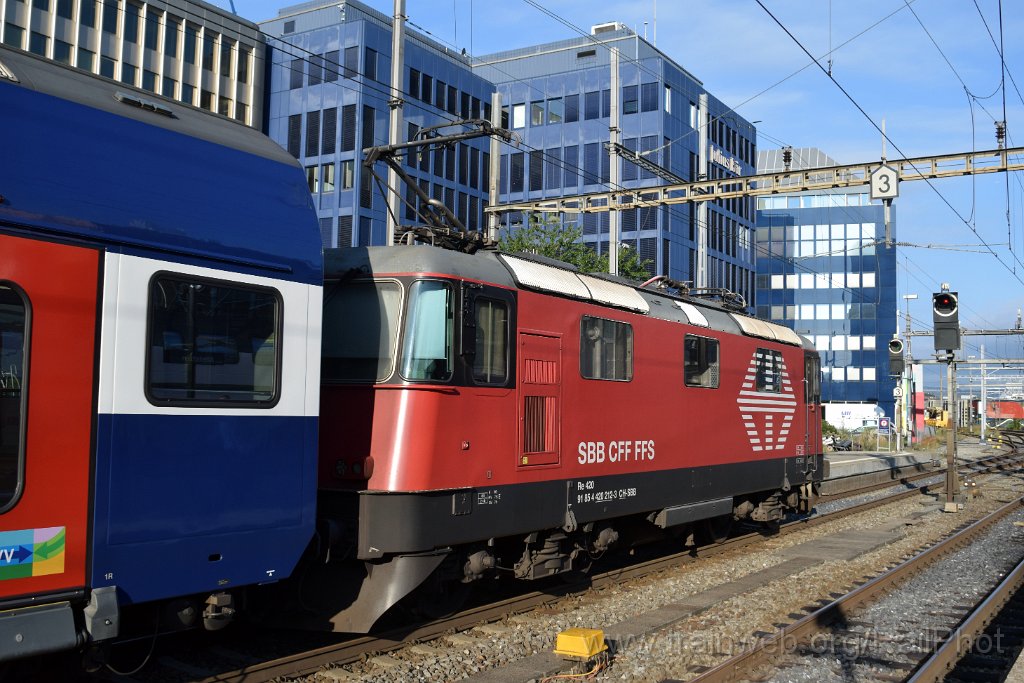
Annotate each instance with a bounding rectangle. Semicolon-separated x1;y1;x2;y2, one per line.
517;333;561;467
804;352;822;470
0;234;98;606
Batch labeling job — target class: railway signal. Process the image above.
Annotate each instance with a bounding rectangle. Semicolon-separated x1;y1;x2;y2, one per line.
932;289;961;351
888;338;905;376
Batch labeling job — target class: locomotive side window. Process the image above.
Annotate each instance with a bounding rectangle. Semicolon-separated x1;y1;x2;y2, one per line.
0;284;28;511
580;316;633;381
400;280;454;382
322;280;402;382
472;297;509;384
147;275;281;405
684;335;719;388
755;348;783;393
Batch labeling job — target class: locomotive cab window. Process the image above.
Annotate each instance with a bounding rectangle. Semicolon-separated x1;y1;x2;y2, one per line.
755;348;783;393
472;297;509;385
580;316;632;381
400;280;453;382
684;335;719;388
322;280;402;382
147;275;281;405
0;284;28;511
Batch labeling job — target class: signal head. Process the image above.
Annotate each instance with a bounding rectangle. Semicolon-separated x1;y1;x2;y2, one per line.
932;292;958;317
888;338;904;354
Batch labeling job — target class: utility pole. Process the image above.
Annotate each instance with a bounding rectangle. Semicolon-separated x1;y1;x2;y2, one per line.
980;344;987;444
385;0;406;246
696;93;708;288
902;293;917;446
488;92;502;242
945;355;959;512
608;48;621;275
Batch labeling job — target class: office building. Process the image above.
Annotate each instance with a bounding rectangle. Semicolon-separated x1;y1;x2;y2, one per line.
260;0;496;248
1;0;263;125
755;147;898;425
475;23;757;292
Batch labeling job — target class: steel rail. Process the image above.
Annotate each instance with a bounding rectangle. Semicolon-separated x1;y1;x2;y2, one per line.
675;496;1024;683
193;451;1024;683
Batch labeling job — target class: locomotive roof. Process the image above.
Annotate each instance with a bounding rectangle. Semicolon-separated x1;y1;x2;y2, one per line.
0;46;322;285
325;246;816;352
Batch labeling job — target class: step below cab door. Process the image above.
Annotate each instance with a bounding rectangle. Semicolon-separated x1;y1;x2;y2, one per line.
0;234;98;603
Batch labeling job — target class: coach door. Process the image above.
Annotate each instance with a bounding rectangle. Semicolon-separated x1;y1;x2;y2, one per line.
0;234;98;601
517;333;561;467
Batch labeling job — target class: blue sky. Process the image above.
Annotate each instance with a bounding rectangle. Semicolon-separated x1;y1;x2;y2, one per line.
219;0;1024;387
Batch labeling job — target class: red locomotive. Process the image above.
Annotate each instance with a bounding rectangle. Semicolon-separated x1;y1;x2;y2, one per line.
312;245;823;631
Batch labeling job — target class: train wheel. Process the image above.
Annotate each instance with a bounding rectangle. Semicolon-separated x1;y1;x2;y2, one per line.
412;576;472;620
700;515;733;545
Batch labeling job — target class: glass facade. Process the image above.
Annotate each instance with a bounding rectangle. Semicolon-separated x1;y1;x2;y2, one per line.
754;183;898;419
474;28;757;294
261;0;495;248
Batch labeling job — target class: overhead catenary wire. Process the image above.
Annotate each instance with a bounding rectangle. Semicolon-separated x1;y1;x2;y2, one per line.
754;0;1024;289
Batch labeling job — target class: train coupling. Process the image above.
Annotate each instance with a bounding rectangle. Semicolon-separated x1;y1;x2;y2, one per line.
202;592;235;631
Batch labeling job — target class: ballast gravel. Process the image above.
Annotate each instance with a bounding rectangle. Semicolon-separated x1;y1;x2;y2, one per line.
298;470;1024;683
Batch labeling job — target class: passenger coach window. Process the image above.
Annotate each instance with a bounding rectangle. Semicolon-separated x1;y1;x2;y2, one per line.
580;315;633;381
684;335;719;388
147;275;280;405
322;280;402;382
0;285;27;510
755;348;783;393
473;298;509;384
400;281;453;381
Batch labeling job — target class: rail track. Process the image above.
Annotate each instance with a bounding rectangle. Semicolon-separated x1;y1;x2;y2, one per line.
102;447;1024;683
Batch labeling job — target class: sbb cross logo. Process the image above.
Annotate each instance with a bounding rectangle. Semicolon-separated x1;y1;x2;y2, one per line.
736;350;797;452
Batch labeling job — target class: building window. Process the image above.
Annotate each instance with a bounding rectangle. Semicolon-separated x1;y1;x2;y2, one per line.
238;46;250;83
341;160;354;189
510;152;524;192
322;163;336;193
565;94;579;123
306;165;318;193
142;69;157;92
623;85;638;114
580;316;632;381
684;335;719;388
563;145;578;187
235;102;247;123
100;56;116;79
344;46;358;78
530;101;544;126
202;33;216;71
322;107;337;154
584;91;599;120
181;83;195;105
511;103;525;128
2;24;24;49
162;76;177;99
306;110;321;157
28;31;47;56
124;3;140;43
364;47;377;81
529;150;543;192
641;82;658;112
218;96;231;117
146;275;281;406
287;114;301;158
80;0;97;27
664;84;672;114
165;18;179;57
408;67;420;98
144;10;159;50
102;0;118;34
184;25;198;64
755;348;782;393
547;98;563;124
54;39;73;64
421;73;432;105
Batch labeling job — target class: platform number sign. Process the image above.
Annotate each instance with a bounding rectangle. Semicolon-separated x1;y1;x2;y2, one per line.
870;164;899;201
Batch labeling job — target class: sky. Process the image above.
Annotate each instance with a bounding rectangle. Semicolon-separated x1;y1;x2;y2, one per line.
212;0;1024;391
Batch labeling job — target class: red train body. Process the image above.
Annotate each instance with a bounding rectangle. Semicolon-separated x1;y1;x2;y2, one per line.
313;246;823;631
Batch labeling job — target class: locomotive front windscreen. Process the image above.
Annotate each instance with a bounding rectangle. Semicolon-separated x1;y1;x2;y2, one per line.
322;280;402;382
